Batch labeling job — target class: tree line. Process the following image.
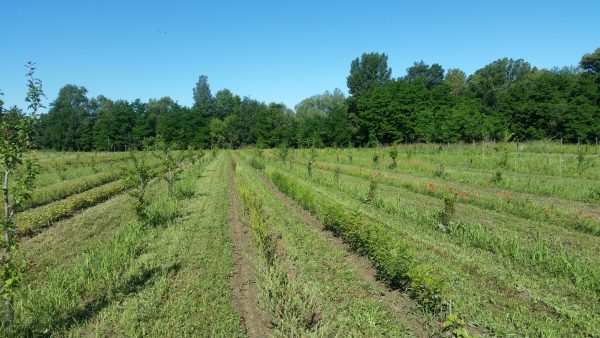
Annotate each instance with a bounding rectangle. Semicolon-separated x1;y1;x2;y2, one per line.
31;47;600;150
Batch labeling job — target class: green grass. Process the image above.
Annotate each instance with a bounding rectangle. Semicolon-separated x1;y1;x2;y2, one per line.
7;145;599;337
254;151;600;337
7;153;245;337
235;154;426;336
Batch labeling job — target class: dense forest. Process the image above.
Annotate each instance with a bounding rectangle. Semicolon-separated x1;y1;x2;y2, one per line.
28;48;600;150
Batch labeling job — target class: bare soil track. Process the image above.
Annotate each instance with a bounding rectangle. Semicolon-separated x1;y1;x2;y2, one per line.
228;167;273;338
256;169;430;337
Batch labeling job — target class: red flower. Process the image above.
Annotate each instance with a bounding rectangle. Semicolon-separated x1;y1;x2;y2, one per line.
436;321;444;328
578;210;584;215
585;215;592;219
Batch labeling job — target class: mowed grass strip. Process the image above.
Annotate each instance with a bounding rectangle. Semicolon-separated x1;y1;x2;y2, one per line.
256;156;600;337
303;158;600;236
235;156;428;336
21;170;123;210
290;147;600;204
15;179;132;235
279;159;600;290
63;154;245;337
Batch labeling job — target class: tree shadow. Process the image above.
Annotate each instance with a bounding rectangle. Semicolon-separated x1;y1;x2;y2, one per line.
22;263;182;336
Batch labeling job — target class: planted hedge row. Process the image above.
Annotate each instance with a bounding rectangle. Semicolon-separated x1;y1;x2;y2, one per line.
313;161;600;236
282;160;600;295
16;179;132;235
266;168;444;312
15;160;176;235
22;170;124;211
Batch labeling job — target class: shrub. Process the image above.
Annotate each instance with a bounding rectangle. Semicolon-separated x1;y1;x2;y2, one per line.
389;147;398;169
434;164;445;178
143;197;180;228
490;171;503;184
333;166;340;185
173;182;195;200
268;170;445;312
372;152;380;167
439;193;456;229
406;264;443;311
366;174;379;203
249;157;265;171
307;161;313;177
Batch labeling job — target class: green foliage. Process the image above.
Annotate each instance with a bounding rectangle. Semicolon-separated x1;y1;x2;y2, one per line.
434;164;445;178
143;197;180;228
249;156;265;171
388;147;398;169
437;313;475;337
276;142;290;162
440;193;456;228
333;166;340;185
268;170;445;312
347;52;392;96
497;148;510;168
371;152;380;167
24;170;122;211
0;62;44;327
490;170;503;184
406;264;443;311
366;174;379;203
237;168;321;335
126;151;151;221
577;149;591;177
405;61;444;88
152;136;181;199
0;62;43;325
16;179;131;234
31;48;600;150
580;47;600;76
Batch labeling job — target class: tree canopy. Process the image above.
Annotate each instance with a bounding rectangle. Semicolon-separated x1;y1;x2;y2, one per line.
33;48;600;150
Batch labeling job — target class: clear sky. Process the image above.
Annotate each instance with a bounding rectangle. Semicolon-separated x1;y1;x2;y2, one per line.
1;0;599;112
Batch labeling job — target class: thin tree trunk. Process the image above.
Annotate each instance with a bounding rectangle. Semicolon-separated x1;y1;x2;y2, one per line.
3;171;9;243
3;170;13;324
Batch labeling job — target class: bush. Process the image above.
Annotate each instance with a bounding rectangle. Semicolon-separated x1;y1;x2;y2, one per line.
269;170;445;311
143;197;180;227
249;157;265;171
440;193;456;228
173;183;195;200
434;164;445;178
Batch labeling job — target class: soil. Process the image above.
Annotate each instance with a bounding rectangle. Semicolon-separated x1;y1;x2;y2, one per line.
257;170;430;337
228;168;273;338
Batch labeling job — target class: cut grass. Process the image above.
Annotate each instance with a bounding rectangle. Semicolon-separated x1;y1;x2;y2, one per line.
234;154;425;336
10;154;245;337
254;154;600;337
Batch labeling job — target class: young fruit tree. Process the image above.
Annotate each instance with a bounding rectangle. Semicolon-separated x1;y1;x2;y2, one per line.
0;62;44;325
153;136;181;199
127;150;151;222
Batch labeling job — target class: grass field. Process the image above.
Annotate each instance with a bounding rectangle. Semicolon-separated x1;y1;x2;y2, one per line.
2;144;599;337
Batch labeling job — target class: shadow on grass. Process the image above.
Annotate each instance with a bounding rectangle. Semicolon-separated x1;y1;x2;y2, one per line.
20;263;182;336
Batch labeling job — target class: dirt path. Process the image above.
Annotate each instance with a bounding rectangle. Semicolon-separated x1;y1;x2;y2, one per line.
228;165;273;338
255;169;430;337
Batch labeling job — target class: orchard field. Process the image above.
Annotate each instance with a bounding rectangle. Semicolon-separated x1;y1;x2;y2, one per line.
3;142;600;337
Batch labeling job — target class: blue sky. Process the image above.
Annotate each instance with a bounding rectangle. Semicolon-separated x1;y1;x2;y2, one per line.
1;0;599;112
